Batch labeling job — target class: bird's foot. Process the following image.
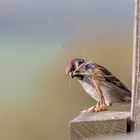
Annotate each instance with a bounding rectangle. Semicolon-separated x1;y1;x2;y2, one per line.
80;103;109;113
80;103;100;113
80;106;96;113
94;103;108;112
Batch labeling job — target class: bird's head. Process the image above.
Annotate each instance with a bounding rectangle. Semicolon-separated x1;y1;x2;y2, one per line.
65;58;86;80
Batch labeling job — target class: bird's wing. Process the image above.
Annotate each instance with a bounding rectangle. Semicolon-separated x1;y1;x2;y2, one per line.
90;63;131;94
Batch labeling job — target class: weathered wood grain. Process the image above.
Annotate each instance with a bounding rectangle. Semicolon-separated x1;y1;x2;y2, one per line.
70;111;130;140
131;0;140;131
89;133;140;140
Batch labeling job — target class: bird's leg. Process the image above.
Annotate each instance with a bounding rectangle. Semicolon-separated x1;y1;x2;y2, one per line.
81;79;109;113
94;100;108;112
92;79;109;112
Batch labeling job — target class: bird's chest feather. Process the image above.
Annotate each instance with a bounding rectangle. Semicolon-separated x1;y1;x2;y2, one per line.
79;77;99;101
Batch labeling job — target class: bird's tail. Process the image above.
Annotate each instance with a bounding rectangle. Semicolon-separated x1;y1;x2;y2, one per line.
122;96;131;103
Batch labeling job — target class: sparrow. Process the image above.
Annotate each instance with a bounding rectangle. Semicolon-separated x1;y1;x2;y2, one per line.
65;58;131;112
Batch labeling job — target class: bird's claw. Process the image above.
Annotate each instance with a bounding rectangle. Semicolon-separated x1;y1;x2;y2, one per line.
80;104;108;113
80;106;96;113
94;104;108;112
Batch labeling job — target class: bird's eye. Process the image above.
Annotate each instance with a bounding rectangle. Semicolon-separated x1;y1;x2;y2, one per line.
71;64;76;70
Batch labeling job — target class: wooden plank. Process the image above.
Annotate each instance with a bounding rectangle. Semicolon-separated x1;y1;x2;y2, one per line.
89;133;140;140
70;111;130;140
131;0;140;131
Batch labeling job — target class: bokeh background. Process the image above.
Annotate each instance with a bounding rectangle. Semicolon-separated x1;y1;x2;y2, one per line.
0;0;133;140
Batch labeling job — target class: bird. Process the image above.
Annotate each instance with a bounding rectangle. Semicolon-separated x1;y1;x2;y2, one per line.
65;58;131;112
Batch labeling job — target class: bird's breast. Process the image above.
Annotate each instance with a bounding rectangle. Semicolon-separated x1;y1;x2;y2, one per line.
79;77;99;101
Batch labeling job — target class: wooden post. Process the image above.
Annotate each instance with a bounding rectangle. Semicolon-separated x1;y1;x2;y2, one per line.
131;0;140;131
70;112;130;140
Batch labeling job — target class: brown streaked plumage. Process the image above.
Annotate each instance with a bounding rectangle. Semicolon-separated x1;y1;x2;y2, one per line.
65;58;131;112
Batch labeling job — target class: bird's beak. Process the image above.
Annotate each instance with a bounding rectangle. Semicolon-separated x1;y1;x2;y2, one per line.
69;71;80;78
69;72;74;78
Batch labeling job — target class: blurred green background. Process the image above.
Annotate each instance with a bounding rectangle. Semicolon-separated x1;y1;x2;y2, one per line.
0;0;133;140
